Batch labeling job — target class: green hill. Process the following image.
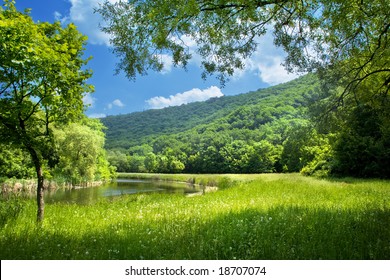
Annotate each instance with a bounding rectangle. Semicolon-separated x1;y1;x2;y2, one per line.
101;74;326;174
102;74;320;150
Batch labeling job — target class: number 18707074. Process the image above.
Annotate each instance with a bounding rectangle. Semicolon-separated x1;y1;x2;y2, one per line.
218;266;266;276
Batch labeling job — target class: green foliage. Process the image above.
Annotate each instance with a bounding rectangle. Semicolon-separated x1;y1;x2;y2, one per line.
103;70;388;178
300;142;334;178
332;104;390;178
53;119;113;184
103;75;321;174
0;2;93;134
0;143;34;179
107;150;129;173
281;124;334;176
102;75;318;149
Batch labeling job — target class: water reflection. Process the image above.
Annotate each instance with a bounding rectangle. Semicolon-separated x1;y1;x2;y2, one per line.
44;179;200;205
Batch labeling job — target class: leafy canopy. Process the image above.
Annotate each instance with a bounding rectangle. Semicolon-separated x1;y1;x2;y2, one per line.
0;0;93;148
98;0;389;95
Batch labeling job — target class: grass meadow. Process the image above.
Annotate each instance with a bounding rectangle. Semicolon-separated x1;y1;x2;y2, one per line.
0;173;389;259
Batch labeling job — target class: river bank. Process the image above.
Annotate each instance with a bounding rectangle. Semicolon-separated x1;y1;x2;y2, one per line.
0;178;104;197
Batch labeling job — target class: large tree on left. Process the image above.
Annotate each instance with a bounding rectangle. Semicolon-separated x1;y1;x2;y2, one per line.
0;1;93;222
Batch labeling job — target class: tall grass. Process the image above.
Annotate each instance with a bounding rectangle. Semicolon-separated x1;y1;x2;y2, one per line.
0;173;389;259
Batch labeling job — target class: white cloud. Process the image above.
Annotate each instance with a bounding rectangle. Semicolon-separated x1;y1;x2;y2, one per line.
57;0;120;46
257;56;300;85
146;86;224;109
232;31;300;85
88;113;106;119
54;11;68;24
156;54;174;74
107;99;125;109
112;99;125;107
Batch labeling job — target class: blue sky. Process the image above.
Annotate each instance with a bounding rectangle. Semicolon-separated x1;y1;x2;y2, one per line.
11;0;299;118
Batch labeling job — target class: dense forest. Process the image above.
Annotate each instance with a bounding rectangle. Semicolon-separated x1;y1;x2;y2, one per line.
101;74;390;178
103;74;318;150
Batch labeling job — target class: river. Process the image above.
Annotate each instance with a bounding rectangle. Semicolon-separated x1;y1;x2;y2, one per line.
43;179;201;204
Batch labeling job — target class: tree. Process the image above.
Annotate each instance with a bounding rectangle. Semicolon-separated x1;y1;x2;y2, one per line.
98;0;389;96
144;152;158;172
243;140;281;173
107;149;129;172
332;104;390;178
53;119;112;185
128;155;147;172
0;1;93;221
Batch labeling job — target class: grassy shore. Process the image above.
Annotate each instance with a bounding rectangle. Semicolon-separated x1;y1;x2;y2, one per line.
0;173;389;259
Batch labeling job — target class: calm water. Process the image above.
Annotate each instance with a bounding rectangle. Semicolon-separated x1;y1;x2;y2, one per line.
44;179;201;204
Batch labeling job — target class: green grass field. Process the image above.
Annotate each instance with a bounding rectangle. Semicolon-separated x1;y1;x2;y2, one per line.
0;173;389;259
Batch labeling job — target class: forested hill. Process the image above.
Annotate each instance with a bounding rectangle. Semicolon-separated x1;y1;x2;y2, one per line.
102;74;320;150
101;74;332;174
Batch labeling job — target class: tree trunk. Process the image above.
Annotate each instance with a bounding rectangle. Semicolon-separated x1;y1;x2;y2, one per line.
27;146;45;222
36;165;45;222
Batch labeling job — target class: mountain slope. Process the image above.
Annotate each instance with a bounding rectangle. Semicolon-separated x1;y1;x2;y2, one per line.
102;74;320;150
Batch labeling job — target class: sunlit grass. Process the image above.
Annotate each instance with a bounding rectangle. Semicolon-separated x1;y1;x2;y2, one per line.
0;174;389;259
